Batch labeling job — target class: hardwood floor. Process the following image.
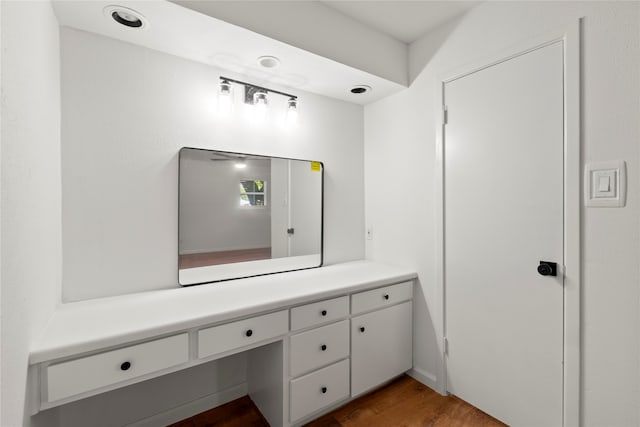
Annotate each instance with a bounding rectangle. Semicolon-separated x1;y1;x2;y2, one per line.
167;396;269;427
305;375;505;427
168;375;506;427
179;247;272;269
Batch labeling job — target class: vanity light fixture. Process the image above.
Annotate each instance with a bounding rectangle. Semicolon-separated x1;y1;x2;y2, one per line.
217;76;299;125
234;158;247;169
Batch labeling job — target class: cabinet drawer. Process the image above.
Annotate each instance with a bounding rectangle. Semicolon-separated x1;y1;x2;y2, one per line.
291;296;349;331
290;359;350;422
351;281;413;315
290;320;349;377
46;334;188;402
198;310;288;359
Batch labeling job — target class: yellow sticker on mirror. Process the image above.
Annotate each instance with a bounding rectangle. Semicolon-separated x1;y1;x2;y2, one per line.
311;161;322;172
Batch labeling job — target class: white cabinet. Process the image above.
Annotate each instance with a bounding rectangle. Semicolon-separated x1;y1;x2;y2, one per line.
351;300;413;397
46;334;188;403
289;320;349;377
289;359;350;423
351;281;413;315
31;262;416;426
198;310;288;359
287;296;352;423
291;296;349;331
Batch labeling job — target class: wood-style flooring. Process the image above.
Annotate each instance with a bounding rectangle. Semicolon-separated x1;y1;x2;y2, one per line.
179;247;272;269
168;375;506;427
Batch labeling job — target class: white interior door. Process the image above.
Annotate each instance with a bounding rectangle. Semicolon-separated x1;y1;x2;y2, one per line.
444;42;564;426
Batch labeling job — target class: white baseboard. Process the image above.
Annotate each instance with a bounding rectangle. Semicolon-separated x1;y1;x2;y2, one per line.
126;382;248;427
407;367;439;392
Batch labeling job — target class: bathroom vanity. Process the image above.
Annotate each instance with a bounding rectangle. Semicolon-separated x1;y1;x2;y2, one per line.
30;261;416;426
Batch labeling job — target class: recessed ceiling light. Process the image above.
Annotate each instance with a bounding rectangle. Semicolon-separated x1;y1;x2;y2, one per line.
258;56;281;69
104;5;147;29
350;85;372;94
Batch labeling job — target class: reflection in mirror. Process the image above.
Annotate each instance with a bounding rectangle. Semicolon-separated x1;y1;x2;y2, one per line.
179;148;323;285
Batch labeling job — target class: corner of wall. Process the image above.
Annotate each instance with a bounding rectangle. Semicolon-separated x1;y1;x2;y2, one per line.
1;0;62;425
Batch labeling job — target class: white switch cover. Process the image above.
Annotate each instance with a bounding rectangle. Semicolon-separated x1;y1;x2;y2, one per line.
597;175;610;192
585;160;626;207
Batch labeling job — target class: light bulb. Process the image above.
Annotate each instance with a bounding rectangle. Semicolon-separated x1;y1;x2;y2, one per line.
253;91;268;123
218;80;232;115
286;97;298;127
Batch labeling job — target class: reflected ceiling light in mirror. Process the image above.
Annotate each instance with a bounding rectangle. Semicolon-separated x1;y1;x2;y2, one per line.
217;79;233;115
234;158;247;169
286;97;298;127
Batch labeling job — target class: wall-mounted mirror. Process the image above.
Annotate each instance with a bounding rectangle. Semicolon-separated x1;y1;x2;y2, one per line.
179;148;323;285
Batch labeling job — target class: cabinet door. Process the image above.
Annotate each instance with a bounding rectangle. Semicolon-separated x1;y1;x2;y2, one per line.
351;301;412;397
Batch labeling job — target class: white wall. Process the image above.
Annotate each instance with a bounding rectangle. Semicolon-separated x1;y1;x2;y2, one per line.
61;27;364;302
0;2;62;427
364;2;640;425
179;156;271;254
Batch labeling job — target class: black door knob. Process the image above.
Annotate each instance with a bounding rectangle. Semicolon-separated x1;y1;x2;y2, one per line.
321;344;327;351
383;294;390;300
321;310;327;316
120;361;131;371
359;326;365;333
245;329;253;337
321;386;327;394
537;261;558;277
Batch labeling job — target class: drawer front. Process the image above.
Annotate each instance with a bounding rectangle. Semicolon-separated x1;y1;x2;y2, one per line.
290;320;349;377
47;333;188;402
198;310;288;359
351;281;413;315
290;359;350;422
291;296;349;331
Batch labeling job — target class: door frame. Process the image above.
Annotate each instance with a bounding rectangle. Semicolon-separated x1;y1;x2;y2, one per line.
434;20;581;426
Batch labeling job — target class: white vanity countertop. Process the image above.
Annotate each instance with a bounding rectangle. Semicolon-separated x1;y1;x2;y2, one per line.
30;260;417;364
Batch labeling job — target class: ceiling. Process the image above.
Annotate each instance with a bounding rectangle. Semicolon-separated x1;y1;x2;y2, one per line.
52;1;478;105
322;1;478;44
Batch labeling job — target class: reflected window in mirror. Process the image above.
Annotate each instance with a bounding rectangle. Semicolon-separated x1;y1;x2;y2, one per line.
240;180;267;207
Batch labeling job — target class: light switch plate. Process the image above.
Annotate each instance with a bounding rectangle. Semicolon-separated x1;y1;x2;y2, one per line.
585;160;626;207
